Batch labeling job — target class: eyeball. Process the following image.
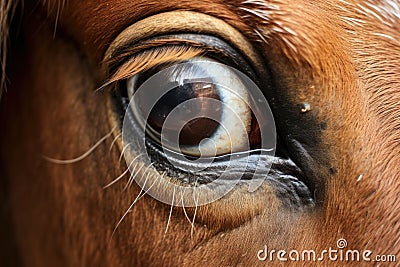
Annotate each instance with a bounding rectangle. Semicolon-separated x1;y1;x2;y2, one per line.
121;58;277;205
127;58;260;157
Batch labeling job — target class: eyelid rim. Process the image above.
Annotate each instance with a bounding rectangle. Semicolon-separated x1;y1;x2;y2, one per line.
103;11;263;72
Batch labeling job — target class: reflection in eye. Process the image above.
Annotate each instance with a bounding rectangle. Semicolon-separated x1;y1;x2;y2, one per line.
142;78;222;146
126;57;262;157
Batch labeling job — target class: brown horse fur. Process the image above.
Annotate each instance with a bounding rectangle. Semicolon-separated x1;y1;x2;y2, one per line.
1;0;399;266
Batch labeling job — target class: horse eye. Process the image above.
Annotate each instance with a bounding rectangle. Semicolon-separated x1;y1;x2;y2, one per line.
126;57;262;157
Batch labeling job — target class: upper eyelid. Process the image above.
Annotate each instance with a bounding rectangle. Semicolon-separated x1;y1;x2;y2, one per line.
99;11;269;94
102;34;263;90
103;11;263;70
106;38;216;71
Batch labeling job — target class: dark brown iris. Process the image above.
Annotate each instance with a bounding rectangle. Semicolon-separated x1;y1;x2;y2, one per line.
146;79;222;146
249;114;261;149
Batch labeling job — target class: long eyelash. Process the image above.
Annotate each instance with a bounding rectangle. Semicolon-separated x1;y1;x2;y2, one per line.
100;46;205;90
107;39;207;66
165;62;205;83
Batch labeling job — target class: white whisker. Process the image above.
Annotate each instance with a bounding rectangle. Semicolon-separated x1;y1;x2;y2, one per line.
110;170;164;241
110;188;145;241
103;154;142;189
109;171;152;242
180;188;193;225
119;142;131;162
123;162;138;190
190;180;200;239
108;132;122;153
126;164;146;190
139;162;155;183
143;171;165;196
43;126;117;164
164;186;176;237
103;168;130;189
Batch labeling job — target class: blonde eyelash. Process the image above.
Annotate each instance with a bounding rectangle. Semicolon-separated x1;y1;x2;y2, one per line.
102;46;205;89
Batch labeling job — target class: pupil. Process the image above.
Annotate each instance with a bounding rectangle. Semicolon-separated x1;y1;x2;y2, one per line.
179;118;219;146
145;79;222;146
